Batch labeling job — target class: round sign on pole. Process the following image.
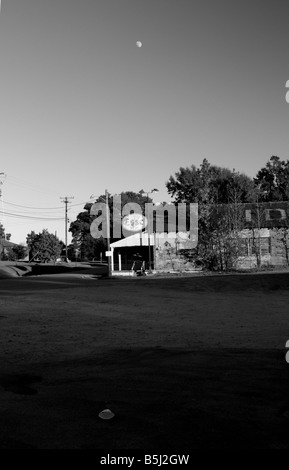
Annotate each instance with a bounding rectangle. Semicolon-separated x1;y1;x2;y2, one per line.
122;213;147;232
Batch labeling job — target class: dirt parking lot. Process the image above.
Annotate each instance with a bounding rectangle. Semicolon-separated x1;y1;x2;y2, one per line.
0;271;289;449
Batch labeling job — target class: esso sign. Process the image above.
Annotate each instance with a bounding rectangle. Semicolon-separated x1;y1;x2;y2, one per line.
122;213;147;232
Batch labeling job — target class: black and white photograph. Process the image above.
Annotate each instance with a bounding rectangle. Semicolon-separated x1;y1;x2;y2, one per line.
1;0;289;453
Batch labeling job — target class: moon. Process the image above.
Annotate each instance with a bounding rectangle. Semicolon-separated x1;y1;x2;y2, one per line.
136;41;142;48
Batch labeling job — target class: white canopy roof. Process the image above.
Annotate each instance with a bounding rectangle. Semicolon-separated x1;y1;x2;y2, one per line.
110;232;154;248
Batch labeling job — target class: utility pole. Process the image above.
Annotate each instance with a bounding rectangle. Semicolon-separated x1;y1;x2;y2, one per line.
105;189;112;277
141;188;158;273
60;196;74;261
91;190;112;277
0;173;6;260
0;172;6;238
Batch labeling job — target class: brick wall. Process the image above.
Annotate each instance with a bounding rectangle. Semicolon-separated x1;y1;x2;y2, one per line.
154;229;289;271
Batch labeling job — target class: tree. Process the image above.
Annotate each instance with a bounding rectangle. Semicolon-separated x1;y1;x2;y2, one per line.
26;229;62;262
252;156;289;266
0;222;5;239
166;165;202;203
117;191;151;212
254;156;289;202
12;244;27;261
213;169;256;204
0;222;13;260
166;159;254;270
2;244;27;261
69;202;108;261
166;159;255;204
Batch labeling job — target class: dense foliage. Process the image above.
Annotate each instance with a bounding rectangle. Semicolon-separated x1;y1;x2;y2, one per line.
26;229;62;262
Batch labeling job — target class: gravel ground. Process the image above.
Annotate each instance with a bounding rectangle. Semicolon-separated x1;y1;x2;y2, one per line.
0;272;289;449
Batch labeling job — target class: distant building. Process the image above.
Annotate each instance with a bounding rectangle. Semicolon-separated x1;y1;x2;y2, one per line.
110;202;289;272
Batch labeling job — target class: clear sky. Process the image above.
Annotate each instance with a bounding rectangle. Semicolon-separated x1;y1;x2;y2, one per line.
0;0;289;245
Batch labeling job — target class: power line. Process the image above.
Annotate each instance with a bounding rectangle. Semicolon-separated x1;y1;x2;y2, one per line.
3;201;65;210
2;206;63;216
2;200;89;210
6;174;61;197
2;211;64;221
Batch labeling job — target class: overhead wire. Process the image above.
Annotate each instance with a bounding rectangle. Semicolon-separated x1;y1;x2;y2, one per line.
6;175;61;198
2;211;64;221
2;205;63;217
1;198;88;223
0;174;88;242
2;200;88;210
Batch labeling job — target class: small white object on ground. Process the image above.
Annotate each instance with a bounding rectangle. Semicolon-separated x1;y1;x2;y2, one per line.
98;408;115;420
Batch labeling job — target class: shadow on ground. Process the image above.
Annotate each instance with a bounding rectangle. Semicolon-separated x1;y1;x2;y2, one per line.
1;348;289;449
1;271;289;448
